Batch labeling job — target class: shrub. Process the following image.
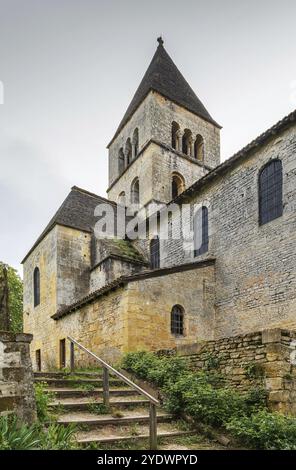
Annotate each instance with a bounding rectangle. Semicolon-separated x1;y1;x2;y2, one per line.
121;350;188;387
0;415;40;450
34;382;54;422
120;350;296;449
226;409;296;450
163;372;247;426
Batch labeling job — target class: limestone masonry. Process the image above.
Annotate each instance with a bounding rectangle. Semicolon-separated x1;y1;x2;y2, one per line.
22;38;296;413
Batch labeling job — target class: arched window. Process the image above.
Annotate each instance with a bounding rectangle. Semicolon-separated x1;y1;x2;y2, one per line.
259;159;283;225
182;129;192;156
131;177;140;204
172;173;185;199
171;305;184;336
33;267;40;307
132;128;139;159
171;122;180;150
118;191;126;206
194;135;204;161
118;148;125;174
194;206;209;256
150;236;160;269
125;138;132;166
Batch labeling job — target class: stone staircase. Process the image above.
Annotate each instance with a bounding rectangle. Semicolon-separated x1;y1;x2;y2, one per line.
34;371;193;448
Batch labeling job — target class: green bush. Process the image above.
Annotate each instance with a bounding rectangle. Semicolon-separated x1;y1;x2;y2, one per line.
34;382;54;423
120;350;296;450
121;351;188;387
0;415;40;450
226;409;296;450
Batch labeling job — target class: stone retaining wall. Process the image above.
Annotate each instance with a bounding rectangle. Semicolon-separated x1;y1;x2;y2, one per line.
0;331;36;424
177;328;296;415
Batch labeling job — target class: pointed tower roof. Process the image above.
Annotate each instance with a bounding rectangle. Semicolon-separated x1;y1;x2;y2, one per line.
108;38;220;146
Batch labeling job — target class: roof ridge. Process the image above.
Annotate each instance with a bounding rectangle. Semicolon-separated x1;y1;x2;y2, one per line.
71;186;116;205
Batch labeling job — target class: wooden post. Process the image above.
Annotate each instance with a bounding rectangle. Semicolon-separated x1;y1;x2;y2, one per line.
70;341;75;372
149;402;157;450
103;367;110;408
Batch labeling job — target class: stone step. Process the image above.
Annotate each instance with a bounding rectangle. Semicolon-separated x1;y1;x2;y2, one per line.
35;377;123;387
57;410;172;428
76;423;195;446
49;396;149;411
46;388;141;398
34;371;103;379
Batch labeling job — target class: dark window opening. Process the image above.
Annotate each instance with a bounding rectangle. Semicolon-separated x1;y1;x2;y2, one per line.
118;148;125;174
133;128;139;159
60;339;66;369
150;236;160;269
171;305;184;336
131;177;140;204
33;267;40;307
194;206;209;256
172;173;185;199
36;349;41;371
259;159;283;225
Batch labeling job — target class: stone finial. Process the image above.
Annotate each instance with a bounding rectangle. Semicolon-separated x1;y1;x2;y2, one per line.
157;36;164;46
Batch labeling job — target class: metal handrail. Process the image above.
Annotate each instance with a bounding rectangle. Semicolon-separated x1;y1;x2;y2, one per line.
67;336;159;449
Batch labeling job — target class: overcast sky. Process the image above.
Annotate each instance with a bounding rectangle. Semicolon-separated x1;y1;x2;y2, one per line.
0;0;296;274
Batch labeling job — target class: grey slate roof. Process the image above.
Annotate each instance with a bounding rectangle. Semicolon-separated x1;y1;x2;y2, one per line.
22;186;116;263
108;40;220;146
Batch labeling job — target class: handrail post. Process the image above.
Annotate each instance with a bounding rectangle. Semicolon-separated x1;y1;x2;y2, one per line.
149;402;157;450
70;341;75;373
103;366;110;408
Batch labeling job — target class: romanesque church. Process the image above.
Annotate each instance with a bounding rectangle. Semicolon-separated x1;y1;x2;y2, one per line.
22;39;296;371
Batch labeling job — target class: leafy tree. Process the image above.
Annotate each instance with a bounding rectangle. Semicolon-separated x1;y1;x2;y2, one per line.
0;262;23;332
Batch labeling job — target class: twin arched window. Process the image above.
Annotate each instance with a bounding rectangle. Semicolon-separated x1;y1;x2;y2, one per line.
150;236;160;269
171;123;204;161
259;159;283;225
171;305;184;336
33;267;40;307
118;128;139;176
194;206;209;256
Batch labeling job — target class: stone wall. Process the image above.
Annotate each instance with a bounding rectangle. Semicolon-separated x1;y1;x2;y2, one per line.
26;262;215;369
177;328;296;415
108;90;219;206
162;124;296;337
0;331;36;424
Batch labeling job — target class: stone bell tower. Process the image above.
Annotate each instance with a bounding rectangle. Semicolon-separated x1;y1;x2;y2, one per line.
107;38;221;208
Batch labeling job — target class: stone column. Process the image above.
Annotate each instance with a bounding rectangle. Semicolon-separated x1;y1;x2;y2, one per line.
0;331;37;424
189;138;194;158
176;130;182;152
